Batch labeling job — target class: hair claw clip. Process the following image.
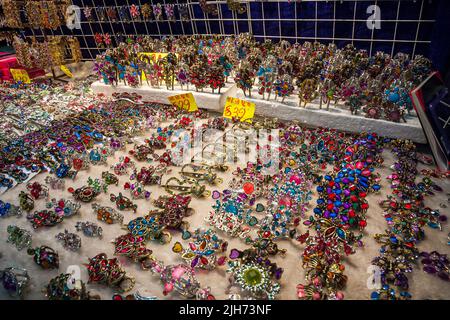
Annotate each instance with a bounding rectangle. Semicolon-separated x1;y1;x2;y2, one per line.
163;177;211;198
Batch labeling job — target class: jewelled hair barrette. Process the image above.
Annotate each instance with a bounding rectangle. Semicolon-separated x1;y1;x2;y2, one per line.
172;228;228;270
163;177;211;198
86;253;135;293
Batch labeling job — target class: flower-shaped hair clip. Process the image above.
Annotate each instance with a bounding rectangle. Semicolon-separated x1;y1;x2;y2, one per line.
26;182;48;200
46;198;81;218
226;247;282;300
111;156;136;176
1;199;22;218
172;228;228;270
110;193;138;213
149;260;215;299
92;203;124;225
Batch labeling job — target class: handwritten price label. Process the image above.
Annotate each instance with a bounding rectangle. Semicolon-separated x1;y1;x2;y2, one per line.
10;69;31;84
60;65;73;78
223;97;255;122
168;93;199;112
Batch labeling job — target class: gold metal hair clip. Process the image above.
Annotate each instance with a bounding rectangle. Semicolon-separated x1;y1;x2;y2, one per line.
180;164;223;185
163;177;210;198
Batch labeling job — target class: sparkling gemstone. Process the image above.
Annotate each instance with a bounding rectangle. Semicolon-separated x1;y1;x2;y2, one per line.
243;268;262;286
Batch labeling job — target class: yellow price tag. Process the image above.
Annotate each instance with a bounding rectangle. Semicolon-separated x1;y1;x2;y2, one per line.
10;69;31;84
223;97;255;122
60;65;73;78
168;93;199;112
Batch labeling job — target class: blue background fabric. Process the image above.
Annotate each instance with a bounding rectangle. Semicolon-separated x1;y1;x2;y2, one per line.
19;0;450;78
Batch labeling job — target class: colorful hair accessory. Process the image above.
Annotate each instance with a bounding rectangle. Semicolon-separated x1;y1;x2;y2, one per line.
27;246;59;269
113;233;154;270
0;267;30;298
126;215;169;244
110;193;137;213
172;228;228;270
45;176;65;190
149;260;215;299
27;210;64;229
86;253;135;292
7;225;32;251
226;248;282;300
55;230;81;251
92;203;123;224
46;273;95;300
75;221;103;238
46;198;81;218
26;181;49;200
0;199;22;218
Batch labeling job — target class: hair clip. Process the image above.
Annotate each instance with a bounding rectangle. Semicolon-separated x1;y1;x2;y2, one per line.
129;145;158;162
46;198;81;218
111;156;135;176
151;195;193;235
141;3;152;20
45;176;65;190
149;260;215;299
106;7;118;22
152;4;163;21
27;210;64;229
124;181;151;200
163;177;210;198
0;174;14;189
420;251;449;282
0;267;30;298
88;147;110;166
96;6;107;22
55;230;81;251
26;181;49;200
164;4;175;21
86;253;135;293
227;0;246;14
118;6;130;23
46;273;96;300
110;193;137;213
199;0;218;16
83;7;93;21
129;4;141;20
172;228;228;270
7;225;32;251
0;199;22;218
178;4;190;21
132;166;162;185
69;185;100;203
180;164;223;185
125;215;170;244
92;203;124;225
227;248;283;300
71;154;89;172
55;162;78;179
102;171;119;186
75;221;103;238
207;190;258;238
27;246;59;269
112;233;154;270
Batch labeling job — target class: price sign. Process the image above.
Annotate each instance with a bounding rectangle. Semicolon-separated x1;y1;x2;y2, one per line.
10;68;31;84
60;65;73;78
168;93;199;112
223;97;255;122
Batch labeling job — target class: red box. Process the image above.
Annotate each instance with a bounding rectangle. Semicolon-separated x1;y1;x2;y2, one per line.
0;52;46;81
